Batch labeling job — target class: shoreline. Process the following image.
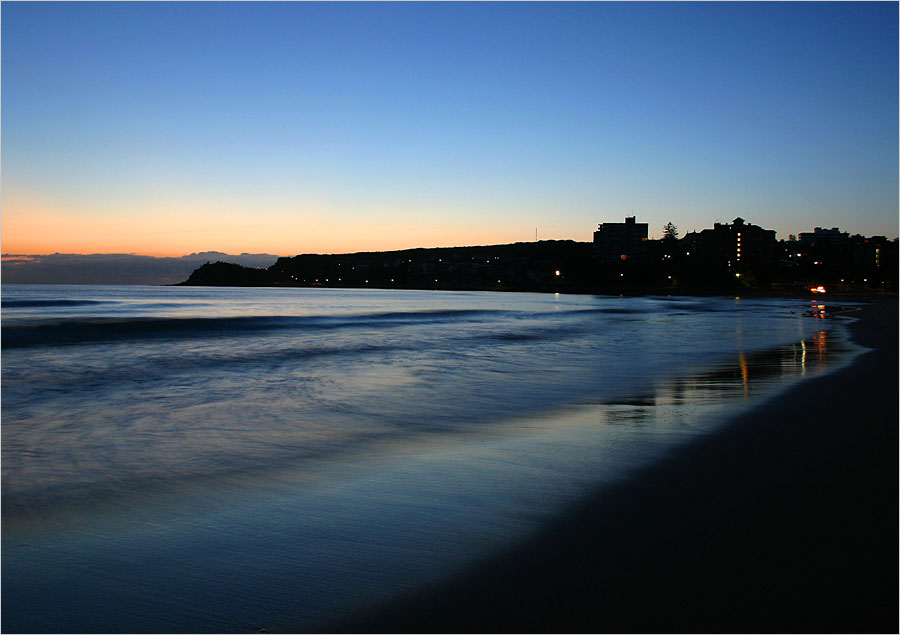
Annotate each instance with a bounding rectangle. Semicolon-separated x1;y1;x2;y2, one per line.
333;297;898;633
4;279;895;307
174;278;895;301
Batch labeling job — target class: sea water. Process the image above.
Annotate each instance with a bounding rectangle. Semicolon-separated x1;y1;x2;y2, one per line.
1;284;857;632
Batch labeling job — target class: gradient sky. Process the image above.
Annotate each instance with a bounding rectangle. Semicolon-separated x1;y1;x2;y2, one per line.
2;1;897;257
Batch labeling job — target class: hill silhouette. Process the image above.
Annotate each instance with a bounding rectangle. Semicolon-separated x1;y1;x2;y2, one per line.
180;241;600;293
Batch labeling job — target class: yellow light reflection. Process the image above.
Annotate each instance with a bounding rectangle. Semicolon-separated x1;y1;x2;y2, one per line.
739;352;749;398
800;340;807;375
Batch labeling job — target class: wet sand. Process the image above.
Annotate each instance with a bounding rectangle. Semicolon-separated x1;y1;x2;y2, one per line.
334;297;898;633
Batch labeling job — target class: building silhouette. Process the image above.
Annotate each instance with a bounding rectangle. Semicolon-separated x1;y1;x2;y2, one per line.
785;227;897;288
798;227;849;248
593;216;649;263
681;217;777;274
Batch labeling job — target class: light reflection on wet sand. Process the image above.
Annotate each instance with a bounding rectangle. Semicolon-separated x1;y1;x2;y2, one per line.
590;323;849;434
1;314;861;634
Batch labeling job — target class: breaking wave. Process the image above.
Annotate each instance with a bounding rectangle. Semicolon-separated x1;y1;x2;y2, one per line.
1;309;506;349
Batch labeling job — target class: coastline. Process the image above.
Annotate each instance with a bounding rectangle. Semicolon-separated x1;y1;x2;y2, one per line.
334;297;898;633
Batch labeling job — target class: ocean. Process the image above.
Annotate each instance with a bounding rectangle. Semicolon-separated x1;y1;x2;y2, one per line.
1;284;858;632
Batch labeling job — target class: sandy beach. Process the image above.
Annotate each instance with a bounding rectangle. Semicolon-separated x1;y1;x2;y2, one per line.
335;297;898;633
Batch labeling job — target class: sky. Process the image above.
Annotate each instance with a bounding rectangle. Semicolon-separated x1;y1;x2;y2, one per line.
2;1;897;258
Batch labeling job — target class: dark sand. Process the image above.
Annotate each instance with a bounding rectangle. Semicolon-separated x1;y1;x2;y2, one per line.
333;297;898;633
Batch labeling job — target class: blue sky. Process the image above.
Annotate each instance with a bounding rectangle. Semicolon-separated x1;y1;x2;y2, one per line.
2;1;897;256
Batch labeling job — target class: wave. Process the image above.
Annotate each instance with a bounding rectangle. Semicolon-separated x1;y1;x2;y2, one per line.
351;308;499;321
548;303;722;316
3;342;413;392
2;303;695;350
2;299;112;308
0;309;504;349
478;325;586;342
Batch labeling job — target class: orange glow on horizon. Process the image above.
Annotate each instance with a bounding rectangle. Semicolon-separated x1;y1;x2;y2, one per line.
2;229;531;259
1;191;536;258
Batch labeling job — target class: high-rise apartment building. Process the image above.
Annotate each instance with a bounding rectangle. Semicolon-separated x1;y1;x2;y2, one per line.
593;216;649;263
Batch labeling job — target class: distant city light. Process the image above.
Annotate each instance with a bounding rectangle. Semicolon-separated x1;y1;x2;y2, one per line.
555;270;561;276
810;285;826;293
